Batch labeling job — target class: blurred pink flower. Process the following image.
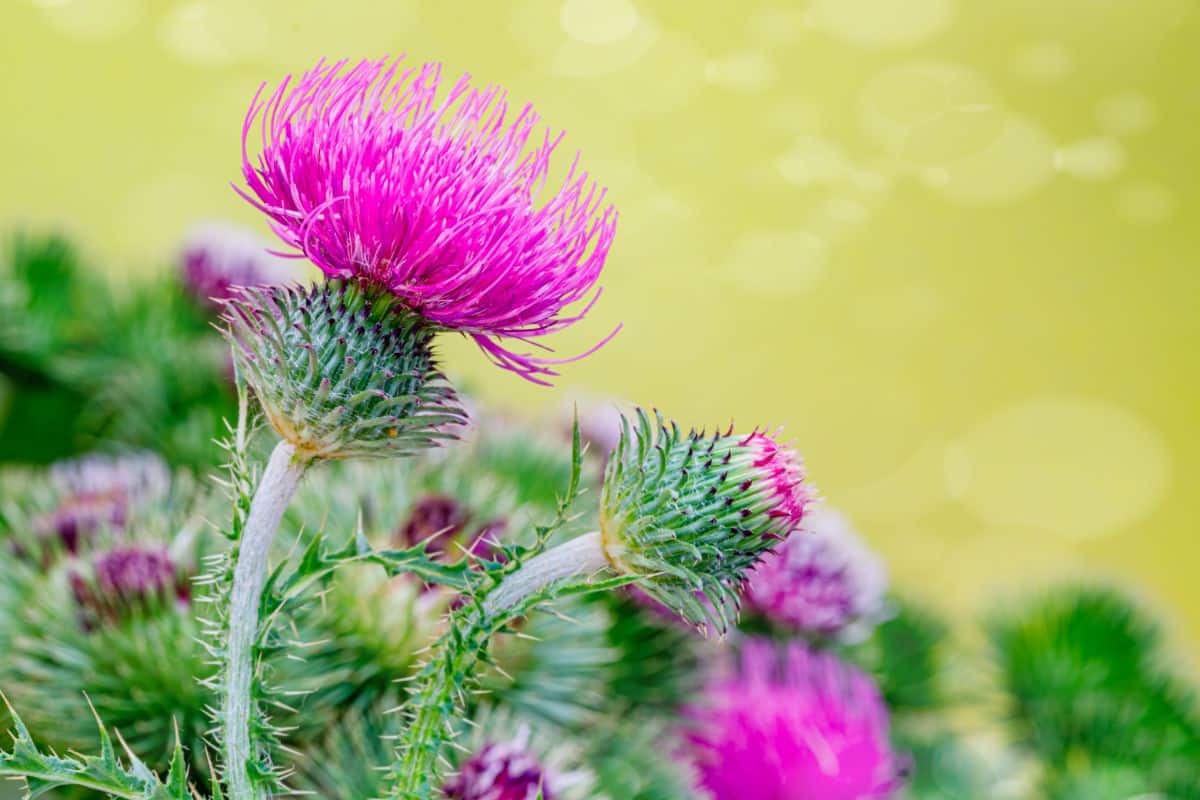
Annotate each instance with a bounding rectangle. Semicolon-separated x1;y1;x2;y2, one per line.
684;638;907;800
180;221;297;309
238;57;619;383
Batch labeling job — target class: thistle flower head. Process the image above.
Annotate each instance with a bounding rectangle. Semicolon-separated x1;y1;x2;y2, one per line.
443;709;596;800
239;57;619;384
684;639;908;800
598;410;810;632
179;220;296;309
70;545;187;625
223;280;465;460
746;505;889;642
38;452;169;551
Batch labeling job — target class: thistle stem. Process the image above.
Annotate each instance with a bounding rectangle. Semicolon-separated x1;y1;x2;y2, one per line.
390;531;610;800
223;439;308;800
481;531;608;616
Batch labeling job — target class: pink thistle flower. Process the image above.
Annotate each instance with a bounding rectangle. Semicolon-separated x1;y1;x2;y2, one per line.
745;506;890;642
238;57;619;384
684;639;908;800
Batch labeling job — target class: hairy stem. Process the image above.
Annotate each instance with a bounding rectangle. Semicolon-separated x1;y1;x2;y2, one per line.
223;439;308;800
390;531;610;799
480;531;608;616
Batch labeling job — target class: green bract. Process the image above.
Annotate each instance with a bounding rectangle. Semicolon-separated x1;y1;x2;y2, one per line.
223;280;465;461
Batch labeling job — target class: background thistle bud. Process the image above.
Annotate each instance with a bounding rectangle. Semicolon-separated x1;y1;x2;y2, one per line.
598;409;810;632
223;279;465;460
36;451;169;552
71;545;188;626
442;708;598;800
179;220;295;311
745;505;889;643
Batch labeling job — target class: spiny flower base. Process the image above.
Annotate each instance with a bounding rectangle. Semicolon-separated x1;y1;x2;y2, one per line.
224;280;465;460
598;409;810;633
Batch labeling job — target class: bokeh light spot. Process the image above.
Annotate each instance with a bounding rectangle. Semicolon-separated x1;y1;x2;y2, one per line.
806;0;955;47
33;0;142;39
1010;41;1073;82
1054;138;1126;181
1117;182;1175;225
725;230;828;294
559;0;639;44
1096;92;1157;137
956;397;1171;540
705;52;777;92
926;114;1056;205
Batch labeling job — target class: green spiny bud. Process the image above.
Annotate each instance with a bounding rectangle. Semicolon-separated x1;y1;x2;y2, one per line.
223;279;465;461
598;409;811;632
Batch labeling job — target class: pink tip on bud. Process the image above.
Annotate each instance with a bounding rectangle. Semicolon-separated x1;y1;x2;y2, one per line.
742;429;809;532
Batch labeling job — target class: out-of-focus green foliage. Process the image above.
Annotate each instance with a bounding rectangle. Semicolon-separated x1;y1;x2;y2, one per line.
849;598;951;713
0;233;234;468
990;584;1200;798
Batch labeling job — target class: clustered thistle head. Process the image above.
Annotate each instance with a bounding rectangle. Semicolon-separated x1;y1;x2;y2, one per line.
684;639;908;800
745;505;889;642
238;57;618;383
598;409;810;632
179;221;295;309
223;280;465;460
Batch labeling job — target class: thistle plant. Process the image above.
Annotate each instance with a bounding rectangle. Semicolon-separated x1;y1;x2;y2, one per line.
211;52;617;800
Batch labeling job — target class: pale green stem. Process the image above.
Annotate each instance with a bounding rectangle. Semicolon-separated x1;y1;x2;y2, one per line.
480;531;608;616
391;531;610;800
223;439;308;800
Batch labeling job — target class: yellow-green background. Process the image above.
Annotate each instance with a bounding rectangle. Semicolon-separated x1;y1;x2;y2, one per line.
2;0;1197;657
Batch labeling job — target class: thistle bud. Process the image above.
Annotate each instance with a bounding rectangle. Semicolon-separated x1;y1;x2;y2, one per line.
598;409;810;632
745;506;889;642
223;279;466;461
442;710;595;800
394;495;471;556
70;545;188;626
37;452;169;552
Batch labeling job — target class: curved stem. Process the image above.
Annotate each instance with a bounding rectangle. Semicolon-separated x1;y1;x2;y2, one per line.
390;531;610;800
222;439;308;800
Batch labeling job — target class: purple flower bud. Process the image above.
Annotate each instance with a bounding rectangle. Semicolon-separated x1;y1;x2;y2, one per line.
684;639;908;800
71;546;188;626
745;506;889;642
443;735;557;800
